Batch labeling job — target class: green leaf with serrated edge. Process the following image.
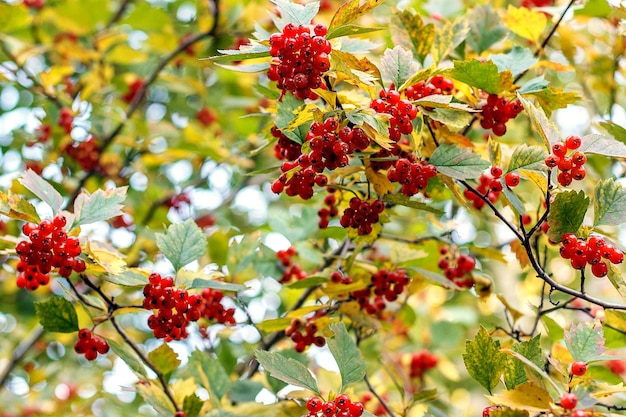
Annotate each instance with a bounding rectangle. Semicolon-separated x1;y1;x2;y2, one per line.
564;321;606;362
72;186;127;228
607;263;626;300
518;76;549;94
229;380;265;403
148;343;180;377
579;134;626;158
594;179;626;226
155;218;208;271
490;46;537;78
253;83;280;100
329;0;384;30
19;169;64;212
272;0;319;28
463;326;506;394
136;381;175;415
34;297;79;333
382;193;444;215
327;322;367;391
599;120;626;143
507;145;548;173
518;95;560;150
255;349;319;394
209;48;270;62
488;138;502;166
467;5;507;55
525;87;582;116
188;350;231;400
546;190;589;242
105;269;148;286
187;279;245;292
447;60;513;95
429;144;490;180
182;394;203;417
275;94;303;132
5;191;40;223
393;11;423;58
380;46;419;89
106;338;149;379
423;108;474;130
501;185;525;215
287;276;328;289
214;62;270;73
432;17;469;65
504;336;542;390
326;25;384;40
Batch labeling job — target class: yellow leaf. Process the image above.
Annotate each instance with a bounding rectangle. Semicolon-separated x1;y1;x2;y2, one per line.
39;65;74;90
107;44;149;64
502;6;548;44
519;169;547;194
287;104;319;131
591;382;626;398
361;122;393;150
440;175;473;211
79;62;114;99
439;125;474;148
86;241;126;275
487;382;552;412
510;240;531;268
286;305;328;318
496;294;525;322
171;378;198;404
364;166;395;197
536;60;574;72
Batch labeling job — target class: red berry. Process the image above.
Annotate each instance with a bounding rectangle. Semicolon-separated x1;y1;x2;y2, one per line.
490;166;503;178
334;393;351;409
557;171;573;186
482;406;498;417
560;393;578;410
552;142;566;157
545;154;559;168
571;360;587;376
504;172;520;187
307;397;323;413
570;411;588;417
565;135;582;150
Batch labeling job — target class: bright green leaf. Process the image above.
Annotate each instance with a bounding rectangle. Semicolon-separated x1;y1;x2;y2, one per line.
156;218;208;271
501;185;525;215
579;134;626;158
327;322;367;391
188;350;231;400
463;326;506;394
106;338;149;379
564;320;605;362
148;343;180;376
507;145;548;173
547;190;589;242
429;144;490;180
599;120;626;144
448;60;513;95
19;170;64;213
255;349;319;394
490;46;537;78
183;394;203;417
575;0;613;17
34;297;79;333
594;178;626;227
72;186;127;228
382;193;444;215
286;276;329;289
504;336;543;390
105;269;149;287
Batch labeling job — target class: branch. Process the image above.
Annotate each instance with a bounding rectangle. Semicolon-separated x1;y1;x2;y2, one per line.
0;324;45;390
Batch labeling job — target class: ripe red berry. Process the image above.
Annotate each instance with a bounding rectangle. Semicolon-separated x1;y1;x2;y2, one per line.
482;406;498;417
545;154;559;168
570;410;588;417
334;393;351;409
552;142;566;157
565;135;582;150
490;166;503;178
560;392;578;410
306;397;323;413
571;360;587;376
504;172;520;187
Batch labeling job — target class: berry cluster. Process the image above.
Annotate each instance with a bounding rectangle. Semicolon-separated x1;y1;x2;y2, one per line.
285;317;326;352
387;158;437;197
276;246;307;283
143;273;202;341
198;288;236;325
370;87;418;140
479;94;522;136
23;0;45;9
272;125;302;161
58;108;73;134
464;167;520;209
544;136;586;186
196;107;217;126
559;233;624;277
437;247;476;288
339;198;385;236
409;350;438;378
351;269;410;315
73;328;109;361
330;270;352;284
303;395;364;417
15;215;85;290
521;0;552;7
64;136;100;172
122;79;145;104
318;188;339;229
405;75;454;100
268;23;331;100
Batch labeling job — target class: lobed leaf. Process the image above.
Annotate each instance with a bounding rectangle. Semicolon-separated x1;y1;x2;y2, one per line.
504;336;543;390
564;321;606;362
255;349;319;394
431;17;469;65
463;326;506;394
272;0;319;28
448;60;513;95
546;190;589;242
380;46;419;89
490;46;537;78
594;178;626;227
502;5;547;44
148;343;181;376
327;322;367;391
72;186;127;228
183;394;203;417
19;169;64;213
34;297;79;333
429;144;490;180
329;0;385;31
155;218;208;271
467;5;507;55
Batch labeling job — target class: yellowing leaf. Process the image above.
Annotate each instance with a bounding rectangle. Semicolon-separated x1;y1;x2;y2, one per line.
510;240;530;268
487;382;551;412
590;382;626;398
40;65;75;90
86;241;126;275
107;44;149;64
365;166;395;197
496;294;525;322
502;6;548;44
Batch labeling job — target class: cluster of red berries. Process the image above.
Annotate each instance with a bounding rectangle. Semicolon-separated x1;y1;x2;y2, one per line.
272;125;302;161
303;395;364;417
544;136;586;186
339;198;385;236
58;108;73;134
387;158;437;197
73;328;109;361
23;0;45;9
521;0;552;7
437;247;476;288
196;107;217;126
409;350;438;378
15;215;85;290
464;166;520;210
405;75;454;100
276;246;307;283
63;136;100;172
285;317;326;352
370;87;418;140
559;233;624;277
329;270;352;284
143;273;202;341
351;269;410;315
479;94;523;136
198;288;236;325
318;189;339;229
268;23;331;101
122;79;145;104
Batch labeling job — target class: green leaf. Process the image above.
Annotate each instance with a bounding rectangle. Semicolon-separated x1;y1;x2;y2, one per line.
187;279;245;292
256;318;292;333
490;46;537;78
604;310;626;334
72;186;127;228
594;179;626;227
579;133;626;158
467;5;507;55
447;60;513;95
564;320;605;362
183;394;203;417
209;44;271;62
518;96;560;150
575;0;613;17
501;185;525;215
393;11;427;61
229;380;265;403
429;144;490;180
504;336;543;390
255;349;319;394
148;343;180;376
19;169;64;213
431;17;469;65
382;193;444;215
541;316;565;345
547;190;589;242
599;120;626;143
273;0;319;28
518;76;549;94
34;297;79;333
136;381;175;415
507;145;548;173
188;350;231;400
156;218;208;271
463;326;506;394
423;107;474;130
329;0;385;30
286;276;328;289
607;263;626;300
214;62;270;73
2;191;41;223
104;269;149;287
327;322;367;392
525;87;582;116
326;25;384;40
106;338;149;379
380;46;419;89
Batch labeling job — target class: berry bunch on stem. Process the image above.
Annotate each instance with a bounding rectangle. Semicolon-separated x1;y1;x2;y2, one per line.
351;269;411;315
198;288;236;325
405;75;454;100
276;246;307;283
58;107;73;134
74;328;109;361
121;78;145;104
464;166;504;209
544;136;586;186
559;233;624;277
15;214;85;290
318;188;339;229
479;94;523;136
386;158;437;197
285;316;326;352
409;350;438;379
63;136;101;172
339;197;385;236
437;247;476;288
304;394;364;417
370;86;418;140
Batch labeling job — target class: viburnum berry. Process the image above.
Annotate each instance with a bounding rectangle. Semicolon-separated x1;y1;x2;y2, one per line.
58;107;73;134
571;360;587;376
276;246;307;283
307;397;323;413
174;412;186;417
570;410;588;417
371;85;419;140
560;392;578;410
64;136;103;173
122;78;145;104
387;158;437;197
559;234;623;277
479;94;522;136
545;136;586;187
437;248;476;288
23;0;45;8
339;197;384;236
74;328;109;361
196;107;217;126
